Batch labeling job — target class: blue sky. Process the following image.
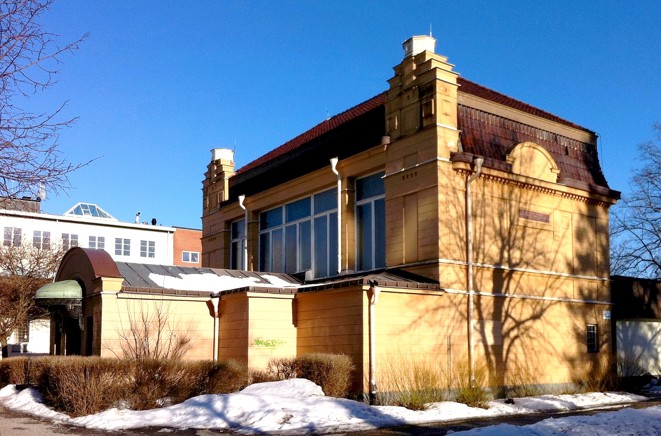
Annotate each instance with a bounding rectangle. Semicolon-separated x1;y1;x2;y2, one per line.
32;1;661;229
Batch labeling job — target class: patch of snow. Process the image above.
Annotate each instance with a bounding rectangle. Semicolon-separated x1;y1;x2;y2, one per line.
0;379;652;435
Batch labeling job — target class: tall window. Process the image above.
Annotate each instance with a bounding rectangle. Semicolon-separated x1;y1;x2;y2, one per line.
3;227;22;247
356;172;386;271
33;231;51;249
62;233;78;250
230;219;246;269
115;238;130;256
89;236;105;250
587;324;598;353
259;189;337;277
140;240;155;258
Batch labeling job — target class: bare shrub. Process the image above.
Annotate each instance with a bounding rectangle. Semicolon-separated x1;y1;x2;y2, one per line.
377;353;449;409
114;300;193;360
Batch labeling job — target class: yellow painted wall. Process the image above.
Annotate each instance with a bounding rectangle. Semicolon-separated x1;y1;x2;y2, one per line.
98;292;215;361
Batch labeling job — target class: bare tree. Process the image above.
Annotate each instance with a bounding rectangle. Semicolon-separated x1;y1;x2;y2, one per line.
114;301;193;360
0;242;64;346
611;125;661;278
0;0;88;198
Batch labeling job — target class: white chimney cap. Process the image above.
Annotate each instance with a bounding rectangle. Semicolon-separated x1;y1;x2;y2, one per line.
211;148;234;162
403;35;437;58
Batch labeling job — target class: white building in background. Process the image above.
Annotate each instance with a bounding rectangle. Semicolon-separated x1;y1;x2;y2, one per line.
0;197;202;356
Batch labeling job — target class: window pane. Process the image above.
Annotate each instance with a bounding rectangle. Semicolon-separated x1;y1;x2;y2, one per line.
191;252;199;263
231;241;243;269
285;224;298;273
183;251;190;262
260;207;282;230
329;212;338;275
286;197;311;222
314;189;336;213
299;220;311;272
259;233;270;271
374;198;386;268
314;216;328;278
357;204;373;271
272;228;284;272
356;172;385;201
231;220;245;239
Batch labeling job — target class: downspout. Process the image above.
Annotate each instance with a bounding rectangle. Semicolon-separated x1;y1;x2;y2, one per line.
330;158;342;274
209;294;221;362
238;195;248;270
367;280;381;404
466;156;483;388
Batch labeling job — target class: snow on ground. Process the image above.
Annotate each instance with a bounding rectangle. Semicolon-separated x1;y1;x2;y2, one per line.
0;379;655;435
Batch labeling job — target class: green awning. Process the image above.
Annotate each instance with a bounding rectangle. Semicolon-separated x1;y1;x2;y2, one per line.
35;280;82;300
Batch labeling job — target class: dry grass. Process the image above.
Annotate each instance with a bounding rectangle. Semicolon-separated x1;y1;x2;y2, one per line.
377;354;449;410
504;361;542;398
450;357;490;408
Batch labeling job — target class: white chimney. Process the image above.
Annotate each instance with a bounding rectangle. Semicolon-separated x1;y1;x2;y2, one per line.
403;35;437;58
211;148;234;162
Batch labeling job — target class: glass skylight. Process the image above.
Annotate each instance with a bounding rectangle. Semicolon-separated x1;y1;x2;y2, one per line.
64;203;117;220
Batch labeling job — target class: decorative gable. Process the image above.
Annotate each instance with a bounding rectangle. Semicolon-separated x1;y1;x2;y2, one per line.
507;141;560;183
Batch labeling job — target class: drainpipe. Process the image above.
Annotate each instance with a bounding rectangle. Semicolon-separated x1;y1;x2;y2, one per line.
238;195;248;270
209;294;221;362
367;280;381;404
466;156;484;388
330;158;342;274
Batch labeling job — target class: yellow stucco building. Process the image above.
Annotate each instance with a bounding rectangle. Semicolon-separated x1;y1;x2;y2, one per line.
201;35;619;393
38;36;619;397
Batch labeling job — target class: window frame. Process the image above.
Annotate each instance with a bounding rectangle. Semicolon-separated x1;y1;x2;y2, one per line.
182;251;200;263
33;230;51;250
114;238;130;256
140;240;155;258
587;324;598;353
89;235;105;250
3;227;22;247
258;189;338;277
355;172;386;272
62;233;79;251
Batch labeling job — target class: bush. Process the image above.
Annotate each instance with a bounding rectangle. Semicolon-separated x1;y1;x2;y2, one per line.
38;357;132;417
258;353;354;398
1;356;248;416
296;353;354;398
0;356;48;387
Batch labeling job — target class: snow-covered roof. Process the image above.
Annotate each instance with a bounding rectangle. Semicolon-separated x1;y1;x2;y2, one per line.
116;262;301;295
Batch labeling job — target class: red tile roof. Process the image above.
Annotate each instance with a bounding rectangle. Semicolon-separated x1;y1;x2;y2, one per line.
234;77;611;191
457;77;591;132
237;92;387;174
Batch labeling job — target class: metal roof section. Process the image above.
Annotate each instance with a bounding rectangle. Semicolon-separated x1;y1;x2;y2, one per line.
115;263;440;296
64;202;117;220
116;262;301;294
297;268;443;293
